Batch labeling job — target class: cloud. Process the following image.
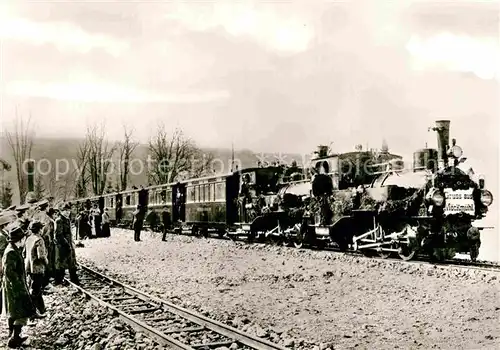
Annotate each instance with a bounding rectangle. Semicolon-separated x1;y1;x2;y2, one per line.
406;33;500;80
164;2;315;53
5;80;230;104
0;16;129;56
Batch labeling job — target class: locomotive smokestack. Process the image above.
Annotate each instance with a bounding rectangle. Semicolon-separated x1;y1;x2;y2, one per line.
434;120;450;168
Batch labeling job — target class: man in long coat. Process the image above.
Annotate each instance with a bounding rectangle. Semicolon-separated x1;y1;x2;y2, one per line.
24;221;48;315
33;202;55;290
0;214;16;315
132;205;144;242
53;205;79;285
161;207;170;241
2;224;42;348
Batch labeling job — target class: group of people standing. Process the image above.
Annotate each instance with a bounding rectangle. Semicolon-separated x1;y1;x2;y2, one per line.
0;199;78;348
75;204;111;240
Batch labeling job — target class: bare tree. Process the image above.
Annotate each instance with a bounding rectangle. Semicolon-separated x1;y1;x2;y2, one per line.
4;111;35;204
56;172;77;201
0;159;12;208
148;124;214;185
33;175;45;201
118;125;138;191
86;123;117;196
75;138;91;198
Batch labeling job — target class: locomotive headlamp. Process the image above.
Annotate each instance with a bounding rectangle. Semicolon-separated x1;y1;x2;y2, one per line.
450;145;463;158
432;191;445;206
480;190;493;206
427;188;445;206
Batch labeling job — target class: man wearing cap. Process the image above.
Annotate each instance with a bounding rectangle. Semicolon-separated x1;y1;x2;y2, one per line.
2;224;42;348
53;204;79;285
15;204;31;232
0;214;16;315
24;221;48;316
37;206;56;293
132;205;145;242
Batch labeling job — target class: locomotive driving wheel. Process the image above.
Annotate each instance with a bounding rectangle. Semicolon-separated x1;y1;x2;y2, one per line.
397;244;417;261
378;246;392;259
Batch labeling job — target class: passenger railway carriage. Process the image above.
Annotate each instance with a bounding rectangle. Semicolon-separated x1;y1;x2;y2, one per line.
70;165;297;237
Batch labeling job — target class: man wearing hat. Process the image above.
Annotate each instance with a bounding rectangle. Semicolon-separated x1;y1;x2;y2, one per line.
24;221;48;316
53;204;79;285
2;224;42;348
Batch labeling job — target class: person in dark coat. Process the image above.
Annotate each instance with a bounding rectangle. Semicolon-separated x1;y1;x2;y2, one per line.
53;205;79;285
0;214;16;316
161;207;171;241
132;205;144;242
40;208;56;291
2;224;44;348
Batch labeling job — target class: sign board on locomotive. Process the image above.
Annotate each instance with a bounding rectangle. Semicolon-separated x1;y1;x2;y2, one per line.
443;188;475;216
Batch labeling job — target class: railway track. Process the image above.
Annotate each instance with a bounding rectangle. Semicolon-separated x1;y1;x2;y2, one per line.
96;226;500;273
157;227;500;273
67;264;287;350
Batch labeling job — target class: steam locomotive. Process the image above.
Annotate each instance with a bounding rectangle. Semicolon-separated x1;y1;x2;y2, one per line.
294;120;494;261
68;120;494;262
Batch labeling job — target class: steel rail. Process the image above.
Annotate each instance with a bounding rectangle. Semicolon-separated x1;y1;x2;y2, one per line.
148;227;500;271
68;264;287;350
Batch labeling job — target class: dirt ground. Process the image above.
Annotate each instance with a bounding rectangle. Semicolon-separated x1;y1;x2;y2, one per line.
76;229;500;350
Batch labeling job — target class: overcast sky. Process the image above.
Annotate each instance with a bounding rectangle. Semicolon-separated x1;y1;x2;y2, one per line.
1;0;498;159
1;0;498;259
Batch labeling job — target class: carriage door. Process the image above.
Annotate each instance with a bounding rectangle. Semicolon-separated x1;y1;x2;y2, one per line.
172;183;186;222
138;189;149;212
98;196;105;213
115;194;123;224
226;174;240;225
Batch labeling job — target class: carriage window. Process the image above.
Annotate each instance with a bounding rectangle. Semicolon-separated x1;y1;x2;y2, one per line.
188;186;196;202
166;190;172;203
215;183;225;200
126;195;131;205
195;185;200;202
206;184;211;202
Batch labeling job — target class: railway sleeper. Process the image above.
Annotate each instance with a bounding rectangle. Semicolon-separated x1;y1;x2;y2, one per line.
191;340;236;349
162;326;206;335
129;307;161;315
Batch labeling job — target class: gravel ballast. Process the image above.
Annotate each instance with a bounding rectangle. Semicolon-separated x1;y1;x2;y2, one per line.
0;283;161;350
76;229;500;350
